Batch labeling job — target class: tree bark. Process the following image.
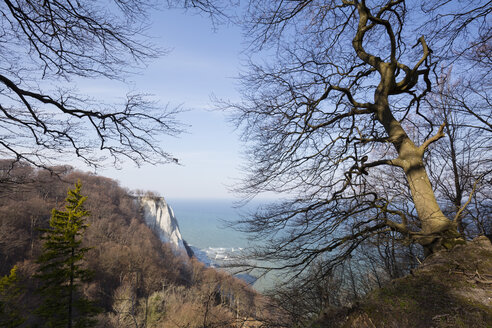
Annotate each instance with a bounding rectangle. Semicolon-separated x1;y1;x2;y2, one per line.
375;64;459;254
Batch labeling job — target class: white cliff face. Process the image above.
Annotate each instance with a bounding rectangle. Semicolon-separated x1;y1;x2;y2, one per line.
137;196;185;251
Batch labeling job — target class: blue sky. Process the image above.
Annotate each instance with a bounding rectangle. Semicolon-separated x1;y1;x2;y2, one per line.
95;8;247;199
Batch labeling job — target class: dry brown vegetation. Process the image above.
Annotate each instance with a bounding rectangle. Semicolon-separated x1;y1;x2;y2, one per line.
312;236;492;328
0;160;272;327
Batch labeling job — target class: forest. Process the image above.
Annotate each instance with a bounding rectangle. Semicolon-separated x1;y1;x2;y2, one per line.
0;161;272;327
0;0;491;326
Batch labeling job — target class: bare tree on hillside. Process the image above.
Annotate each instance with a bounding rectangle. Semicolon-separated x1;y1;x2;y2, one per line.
224;0;491;280
363;73;492;238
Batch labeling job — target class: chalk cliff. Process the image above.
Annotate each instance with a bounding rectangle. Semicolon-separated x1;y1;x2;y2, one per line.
136;196;187;253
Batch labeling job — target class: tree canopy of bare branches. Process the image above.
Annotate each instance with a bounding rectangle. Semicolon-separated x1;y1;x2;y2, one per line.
226;0;491;278
0;0;187;169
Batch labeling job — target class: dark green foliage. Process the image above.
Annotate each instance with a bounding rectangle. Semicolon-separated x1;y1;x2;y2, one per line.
35;181;99;328
0;265;25;327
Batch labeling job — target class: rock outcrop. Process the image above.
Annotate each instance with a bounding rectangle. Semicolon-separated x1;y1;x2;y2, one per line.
136;196;187;253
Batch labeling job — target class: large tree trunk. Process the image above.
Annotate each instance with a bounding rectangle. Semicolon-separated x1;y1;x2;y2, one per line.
351;4;463;256
375;64;460;255
402;153;460;255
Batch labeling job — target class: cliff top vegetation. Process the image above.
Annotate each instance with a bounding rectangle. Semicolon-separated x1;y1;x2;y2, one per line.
313;236;492;328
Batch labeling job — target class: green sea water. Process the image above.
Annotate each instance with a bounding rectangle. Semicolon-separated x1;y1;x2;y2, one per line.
167;198;251;249
168;198;277;291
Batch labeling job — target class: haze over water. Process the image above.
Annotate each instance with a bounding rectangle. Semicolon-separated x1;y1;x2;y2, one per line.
168;199;250;250
168;198;278;290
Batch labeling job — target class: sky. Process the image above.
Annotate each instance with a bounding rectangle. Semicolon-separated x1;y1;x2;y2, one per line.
93;8;247;199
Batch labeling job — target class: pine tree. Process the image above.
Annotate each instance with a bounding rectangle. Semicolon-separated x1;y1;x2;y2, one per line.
35;180;99;328
0;266;25;328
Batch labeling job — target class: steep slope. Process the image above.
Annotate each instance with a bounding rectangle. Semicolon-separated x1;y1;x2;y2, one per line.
313;236;492;328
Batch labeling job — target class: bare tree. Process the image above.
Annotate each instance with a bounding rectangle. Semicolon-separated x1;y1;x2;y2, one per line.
225;0;491;279
423;74;491;236
0;0;207;169
418;1;491;73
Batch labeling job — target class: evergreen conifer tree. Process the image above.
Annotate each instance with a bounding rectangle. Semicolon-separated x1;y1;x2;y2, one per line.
35;181;99;328
0;266;25;327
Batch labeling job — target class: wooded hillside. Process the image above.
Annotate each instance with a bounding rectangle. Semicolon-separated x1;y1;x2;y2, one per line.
0;160;268;327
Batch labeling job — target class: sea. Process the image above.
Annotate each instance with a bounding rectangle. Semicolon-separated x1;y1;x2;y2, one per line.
167;198;276;290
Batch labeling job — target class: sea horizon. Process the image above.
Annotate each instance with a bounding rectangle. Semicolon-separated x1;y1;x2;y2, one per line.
167;197;274;249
